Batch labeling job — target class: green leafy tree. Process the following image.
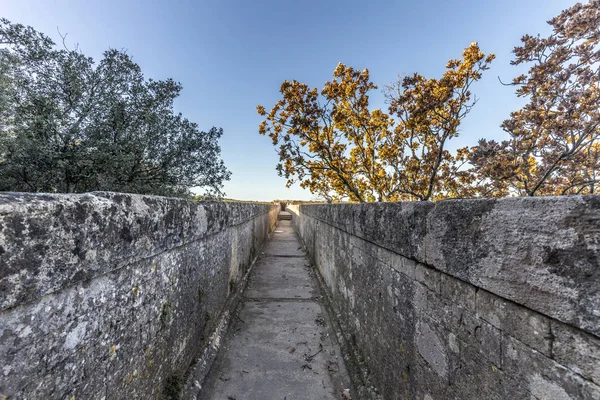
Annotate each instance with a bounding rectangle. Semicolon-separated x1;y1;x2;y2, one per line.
0;19;230;196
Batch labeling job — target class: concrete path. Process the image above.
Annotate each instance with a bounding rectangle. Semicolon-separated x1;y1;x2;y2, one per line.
199;218;354;400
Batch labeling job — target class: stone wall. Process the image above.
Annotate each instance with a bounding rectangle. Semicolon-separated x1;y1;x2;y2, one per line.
0;192;279;399
288;196;600;400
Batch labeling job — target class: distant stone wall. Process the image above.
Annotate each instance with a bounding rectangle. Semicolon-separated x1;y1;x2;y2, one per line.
288;197;600;400
0;192;279;399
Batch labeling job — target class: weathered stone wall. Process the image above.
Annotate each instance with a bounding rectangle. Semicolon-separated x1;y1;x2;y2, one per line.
0;192;279;399
288;197;600;400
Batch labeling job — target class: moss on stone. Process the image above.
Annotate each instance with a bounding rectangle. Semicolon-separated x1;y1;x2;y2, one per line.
162;374;183;400
160;302;173;327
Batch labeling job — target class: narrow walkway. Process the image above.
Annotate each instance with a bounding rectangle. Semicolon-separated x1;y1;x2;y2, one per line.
199;216;354;400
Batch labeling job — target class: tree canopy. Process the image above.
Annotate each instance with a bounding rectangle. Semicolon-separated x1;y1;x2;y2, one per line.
259;1;600;202
470;0;600;196
258;43;494;202
0;19;230;197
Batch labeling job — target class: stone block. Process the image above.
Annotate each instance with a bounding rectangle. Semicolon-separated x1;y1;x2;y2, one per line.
440;273;476;311
392;255;417;280
552;320;600;385
502;334;600;399
476;289;552;356
415;263;441;293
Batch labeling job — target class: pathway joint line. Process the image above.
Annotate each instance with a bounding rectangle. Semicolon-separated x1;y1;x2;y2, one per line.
243;297;319;303
261;254;306;258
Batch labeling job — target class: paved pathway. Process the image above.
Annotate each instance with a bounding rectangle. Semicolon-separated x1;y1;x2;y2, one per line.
199;217;354;400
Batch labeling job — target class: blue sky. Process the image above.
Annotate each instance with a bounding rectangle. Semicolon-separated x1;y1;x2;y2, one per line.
4;0;575;201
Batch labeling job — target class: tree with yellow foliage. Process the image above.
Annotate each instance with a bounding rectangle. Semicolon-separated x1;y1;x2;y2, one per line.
258;43;494;202
384;43;495;200
470;0;600;196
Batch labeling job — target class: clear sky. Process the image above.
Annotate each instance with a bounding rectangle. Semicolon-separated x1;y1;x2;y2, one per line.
3;0;575;201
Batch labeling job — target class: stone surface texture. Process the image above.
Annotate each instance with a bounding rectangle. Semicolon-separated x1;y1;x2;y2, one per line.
0;192;278;399
287;196;600;400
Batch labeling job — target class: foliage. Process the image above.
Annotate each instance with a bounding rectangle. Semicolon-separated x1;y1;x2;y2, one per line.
470;1;600;196
384;43;495;200
258;63;389;202
0;19;230;197
258;43;493;202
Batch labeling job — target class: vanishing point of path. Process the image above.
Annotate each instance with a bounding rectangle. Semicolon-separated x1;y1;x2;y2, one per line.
199;213;354;400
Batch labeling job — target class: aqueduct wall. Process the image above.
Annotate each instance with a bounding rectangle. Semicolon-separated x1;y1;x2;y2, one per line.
0;192;278;399
288;197;600;400
2;192;600;399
